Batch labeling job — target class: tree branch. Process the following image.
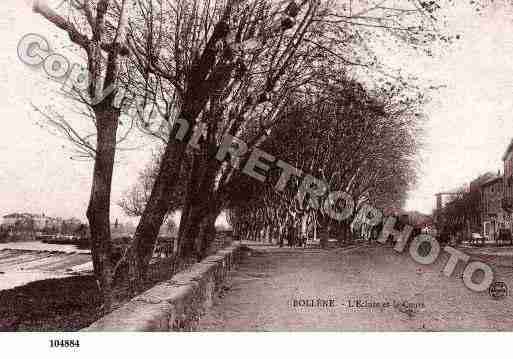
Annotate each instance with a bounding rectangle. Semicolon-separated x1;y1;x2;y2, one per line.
33;0;90;49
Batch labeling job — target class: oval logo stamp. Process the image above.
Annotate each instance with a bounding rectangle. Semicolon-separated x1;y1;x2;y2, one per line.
489;281;508;300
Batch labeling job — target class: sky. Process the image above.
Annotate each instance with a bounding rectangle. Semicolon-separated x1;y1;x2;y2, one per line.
401;1;513;213
1;1;513;222
0;1;152;223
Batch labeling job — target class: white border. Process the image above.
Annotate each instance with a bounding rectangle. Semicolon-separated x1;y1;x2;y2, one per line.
1;332;512;359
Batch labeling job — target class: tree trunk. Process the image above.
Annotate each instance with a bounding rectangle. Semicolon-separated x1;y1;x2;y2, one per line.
180;189;217;258
320;232;328;249
196;209;220;260
87;106;119;311
179;150;220;257
180;203;204;259
130;138;188;287
176;152;204;258
131;103;224;287
34;0;131;305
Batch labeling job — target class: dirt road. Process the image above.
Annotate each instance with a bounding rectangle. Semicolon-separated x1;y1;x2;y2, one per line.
199;244;513;331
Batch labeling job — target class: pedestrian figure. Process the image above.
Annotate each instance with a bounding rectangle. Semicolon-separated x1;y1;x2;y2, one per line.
287;227;296;247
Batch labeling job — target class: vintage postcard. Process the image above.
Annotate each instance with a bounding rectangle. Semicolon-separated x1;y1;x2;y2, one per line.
1;0;513;351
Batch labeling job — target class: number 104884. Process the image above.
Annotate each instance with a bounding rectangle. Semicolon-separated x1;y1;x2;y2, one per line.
49;339;80;348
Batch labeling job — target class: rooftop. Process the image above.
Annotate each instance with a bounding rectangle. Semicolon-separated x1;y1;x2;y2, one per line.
481;175;503;187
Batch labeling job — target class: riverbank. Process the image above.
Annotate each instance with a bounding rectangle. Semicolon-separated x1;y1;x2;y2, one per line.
0;259;186;331
0;236;234;331
0;275;101;331
0;247;91;291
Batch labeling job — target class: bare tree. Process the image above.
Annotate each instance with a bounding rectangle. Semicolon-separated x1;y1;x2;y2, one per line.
121;0;451;275
118;0;325;284
28;0;494;308
118;150;189;217
227;69;424;247
33;0;132;310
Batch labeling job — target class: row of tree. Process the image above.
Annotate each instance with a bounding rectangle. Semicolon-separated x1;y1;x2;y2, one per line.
225;72;423;247
31;0;469;310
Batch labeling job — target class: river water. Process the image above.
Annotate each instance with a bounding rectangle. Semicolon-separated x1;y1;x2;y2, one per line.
0;241;92;291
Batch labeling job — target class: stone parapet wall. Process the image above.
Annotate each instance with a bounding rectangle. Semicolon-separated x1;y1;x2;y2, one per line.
84;244;242;331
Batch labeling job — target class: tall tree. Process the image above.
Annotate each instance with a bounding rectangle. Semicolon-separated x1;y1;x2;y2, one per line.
124;0;449;270
123;0;323;283
33;0;132;310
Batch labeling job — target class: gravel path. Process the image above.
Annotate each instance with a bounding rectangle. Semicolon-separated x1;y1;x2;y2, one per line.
199;244;513;331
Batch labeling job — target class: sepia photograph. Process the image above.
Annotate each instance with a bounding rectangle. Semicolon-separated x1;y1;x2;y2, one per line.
1;0;513;355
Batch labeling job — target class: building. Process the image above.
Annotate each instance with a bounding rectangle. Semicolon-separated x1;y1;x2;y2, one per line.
439;192;468;238
433;139;513;243
468;172;495;233
502;139;513;215
32;214;50;230
1;213;73;233
1;213;28;227
481;173;507;240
